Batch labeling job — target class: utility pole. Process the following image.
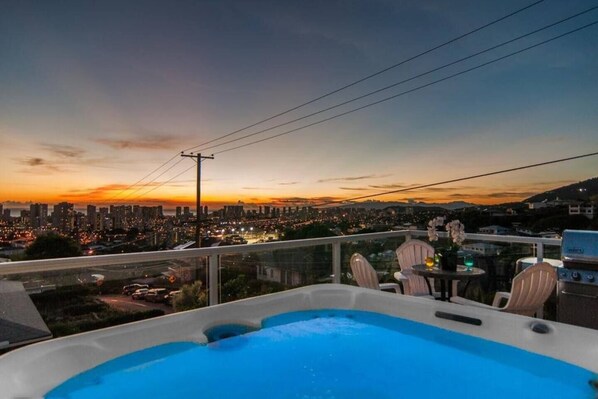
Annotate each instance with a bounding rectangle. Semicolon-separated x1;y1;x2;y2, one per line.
181;152;214;248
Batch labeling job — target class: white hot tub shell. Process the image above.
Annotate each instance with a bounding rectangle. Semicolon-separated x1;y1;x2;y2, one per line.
1;284;597;398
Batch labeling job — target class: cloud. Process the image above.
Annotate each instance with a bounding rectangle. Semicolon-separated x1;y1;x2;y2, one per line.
278;181;299;185
368;183;415;189
15;149;127;175
60;184;131;199
487;191;538;198
24;157;45;166
67;184;130;193
59;179;195;201
15;157;63;173
339;186;373;191
268;196;341;206
531;180;577;188
424;186;475;193
242;187;273;190
41;144;85;158
317;174;390;183
445;191;537;199
96;131;188;151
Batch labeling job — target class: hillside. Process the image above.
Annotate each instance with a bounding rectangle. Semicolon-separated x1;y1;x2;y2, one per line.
525;177;598;203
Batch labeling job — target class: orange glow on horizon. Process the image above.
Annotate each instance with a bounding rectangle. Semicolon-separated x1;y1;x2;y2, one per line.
0;190;533;209
0;170;583;209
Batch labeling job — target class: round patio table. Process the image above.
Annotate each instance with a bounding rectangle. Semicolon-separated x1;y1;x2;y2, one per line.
411;264;485;302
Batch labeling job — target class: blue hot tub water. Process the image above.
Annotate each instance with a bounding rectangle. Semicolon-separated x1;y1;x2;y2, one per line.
46;310;596;399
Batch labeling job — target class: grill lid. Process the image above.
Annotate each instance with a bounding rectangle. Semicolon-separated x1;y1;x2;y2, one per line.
561;230;598;266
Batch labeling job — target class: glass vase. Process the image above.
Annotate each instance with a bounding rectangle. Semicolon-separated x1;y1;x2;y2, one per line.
440;249;458;271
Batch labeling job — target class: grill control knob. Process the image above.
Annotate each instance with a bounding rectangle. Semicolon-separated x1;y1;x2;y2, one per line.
587;274;595;282
572;271;581;281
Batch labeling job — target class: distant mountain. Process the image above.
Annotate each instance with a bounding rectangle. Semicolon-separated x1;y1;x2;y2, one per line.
338;200;477;211
524;177;598;203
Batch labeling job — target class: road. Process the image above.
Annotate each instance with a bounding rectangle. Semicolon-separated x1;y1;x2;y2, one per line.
99;295;174;314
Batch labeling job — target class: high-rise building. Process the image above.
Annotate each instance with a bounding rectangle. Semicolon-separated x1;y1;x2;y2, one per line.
20;210;30;222
224;205;244;219
30;203;48;228
75;211;86;230
176;206;182;218
98;207;110;230
110;205;127;229
87;205;97;230
52;202;74;232
0;204;3;218
264;206;270;217
203;206;208;217
2;209;10;220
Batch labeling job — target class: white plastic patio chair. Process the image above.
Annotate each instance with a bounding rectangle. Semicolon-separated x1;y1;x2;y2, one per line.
395;239;451;299
451;262;557;317
350;253;402;294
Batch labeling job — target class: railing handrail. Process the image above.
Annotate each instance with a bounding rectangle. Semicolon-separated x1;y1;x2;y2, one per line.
0;230;561;275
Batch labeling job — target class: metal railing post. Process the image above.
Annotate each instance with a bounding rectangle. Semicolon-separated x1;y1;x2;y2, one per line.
332;242;341;284
405;228;413;242
536;242;544;262
208;254;219;306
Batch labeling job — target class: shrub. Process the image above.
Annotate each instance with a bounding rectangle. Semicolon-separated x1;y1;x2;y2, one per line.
173;281;207;312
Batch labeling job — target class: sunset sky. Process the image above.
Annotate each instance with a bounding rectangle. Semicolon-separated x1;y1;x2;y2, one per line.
1;0;597;211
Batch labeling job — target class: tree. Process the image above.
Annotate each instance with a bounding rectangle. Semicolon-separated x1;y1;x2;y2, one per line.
25;233;82;260
282;223;335;240
532;215;590;232
173;280;207;312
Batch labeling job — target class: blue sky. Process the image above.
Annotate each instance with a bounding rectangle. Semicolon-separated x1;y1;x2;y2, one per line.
1;0;597;208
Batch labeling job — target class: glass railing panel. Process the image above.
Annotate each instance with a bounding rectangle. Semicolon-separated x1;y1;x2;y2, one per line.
341;236;409;286
453;239;535;303
0;256;207;339
431;237;561;320
218;244;333;304
0;231;564;349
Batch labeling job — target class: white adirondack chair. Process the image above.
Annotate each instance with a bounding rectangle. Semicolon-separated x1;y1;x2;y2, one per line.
350;253;402;294
451;262;557;317
394;239;442;298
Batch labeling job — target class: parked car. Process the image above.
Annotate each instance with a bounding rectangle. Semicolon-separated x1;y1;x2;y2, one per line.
145;288;168;303
165;290;182;306
122;284;149;296
131;288;149;300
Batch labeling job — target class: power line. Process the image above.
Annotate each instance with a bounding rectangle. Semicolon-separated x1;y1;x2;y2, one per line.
182;0;545;153
104;152;181;202
313;151;598;207
211;20;598;155
192;6;598;154
117;158;186;201
128;163;197;202
128;158;209;202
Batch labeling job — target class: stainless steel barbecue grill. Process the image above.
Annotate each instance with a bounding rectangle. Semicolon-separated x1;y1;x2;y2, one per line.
557;229;598;329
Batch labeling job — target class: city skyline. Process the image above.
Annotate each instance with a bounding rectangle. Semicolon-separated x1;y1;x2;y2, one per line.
2;1;597;208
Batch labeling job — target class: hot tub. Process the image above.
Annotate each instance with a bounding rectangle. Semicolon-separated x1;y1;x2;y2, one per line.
1;285;597;398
